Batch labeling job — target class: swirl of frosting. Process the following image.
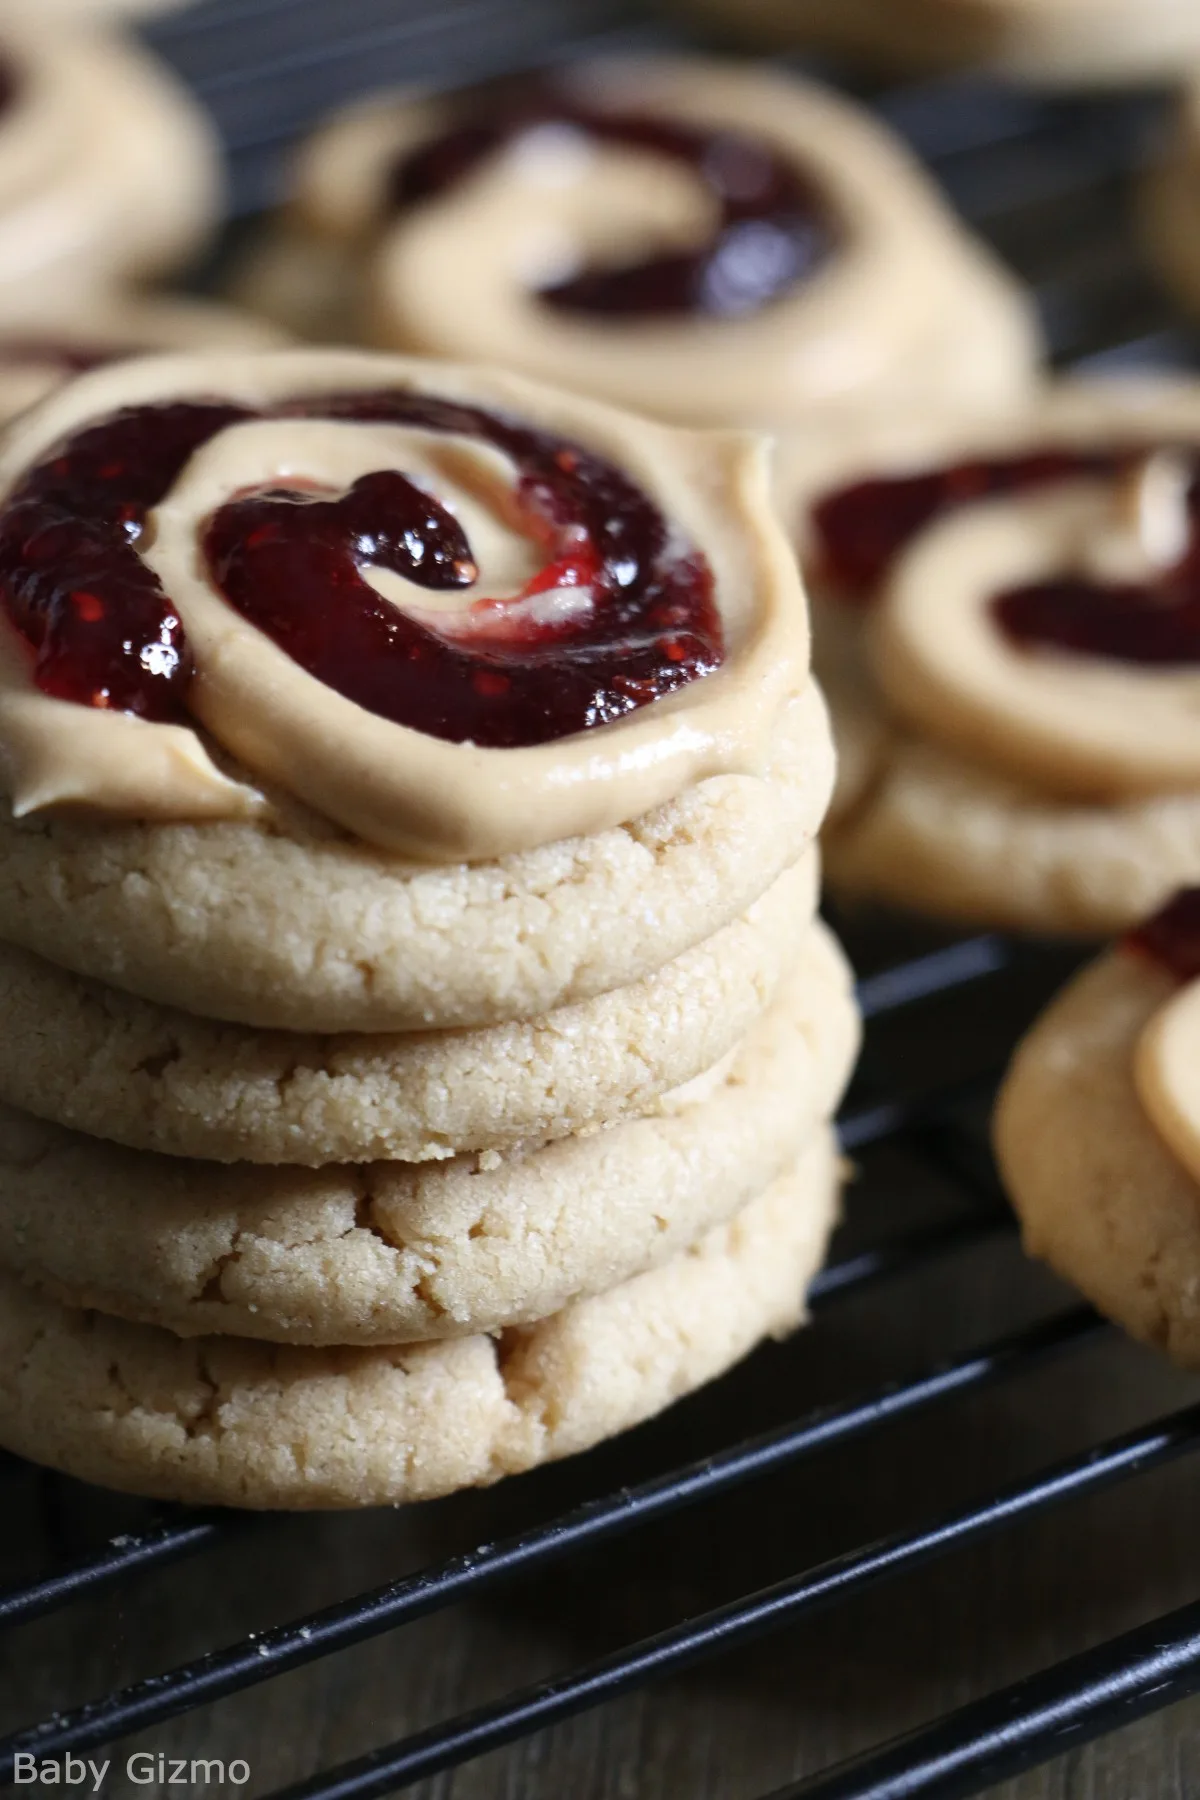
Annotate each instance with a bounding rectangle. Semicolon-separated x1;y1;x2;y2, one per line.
269;57;1037;425
775;382;1200;806
0;22;217;322
0;349;807;860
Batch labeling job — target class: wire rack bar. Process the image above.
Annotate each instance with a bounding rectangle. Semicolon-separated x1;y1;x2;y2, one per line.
0;1308;1100;1772
772;1597;1200;1800
854;938;1012;1021
260;1403;1200;1800
0;1516;229;1634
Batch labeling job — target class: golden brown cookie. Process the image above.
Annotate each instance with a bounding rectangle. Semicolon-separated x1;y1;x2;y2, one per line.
0;1134;841;1509
240;56;1038;424
0;345;828;1028
0;921;858;1344
0;852;817;1165
995;893;1200;1364
775;380;1200;933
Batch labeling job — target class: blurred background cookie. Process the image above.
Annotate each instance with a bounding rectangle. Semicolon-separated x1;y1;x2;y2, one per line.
0;21;219;322
775;380;1200;933
231;56;1040;422
995;889;1200;1364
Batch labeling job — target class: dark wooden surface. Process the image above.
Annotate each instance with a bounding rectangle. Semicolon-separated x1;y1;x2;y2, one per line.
7;4;1200;1795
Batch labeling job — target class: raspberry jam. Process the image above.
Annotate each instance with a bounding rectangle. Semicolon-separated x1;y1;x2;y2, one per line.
812;445;1200;666
0;390;724;745
388;82;831;319
1125;888;1200;984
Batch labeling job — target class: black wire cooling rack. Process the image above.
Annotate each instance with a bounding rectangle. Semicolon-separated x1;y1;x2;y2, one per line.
4;3;1200;1797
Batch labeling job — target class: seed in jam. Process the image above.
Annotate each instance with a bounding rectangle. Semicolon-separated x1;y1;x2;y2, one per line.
1125;888;1200;984
387;80;832;320
0;389;724;747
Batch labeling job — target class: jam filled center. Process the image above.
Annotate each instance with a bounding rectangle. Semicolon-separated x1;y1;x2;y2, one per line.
811;445;1200;667
387;80;833;320
0;391;724;750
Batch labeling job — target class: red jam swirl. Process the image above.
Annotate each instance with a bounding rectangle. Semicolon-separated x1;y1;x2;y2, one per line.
387;81;832;319
813;445;1200;667
1125;888;1200;984
0;390;724;746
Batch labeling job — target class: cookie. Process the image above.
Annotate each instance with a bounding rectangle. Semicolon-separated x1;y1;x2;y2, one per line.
251;56;1037;426
0;24;218;321
678;0;1200;82
0;920;857;1344
994;902;1200;1364
0;683;830;1035
775;380;1200;933
0;344;823;1018
825;737;1200;936
0;1133;840;1509
0;850;817;1166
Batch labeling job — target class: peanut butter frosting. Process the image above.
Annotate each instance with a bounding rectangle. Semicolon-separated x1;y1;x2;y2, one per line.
277;56;1038;424
1134;972;1200;1188
777;379;1200;810
0;348;811;860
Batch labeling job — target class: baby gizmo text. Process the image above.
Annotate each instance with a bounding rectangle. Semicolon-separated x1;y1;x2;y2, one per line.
14;1755;251;1789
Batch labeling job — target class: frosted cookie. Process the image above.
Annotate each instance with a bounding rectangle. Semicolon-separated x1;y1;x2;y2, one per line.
0;852;815;1165
1145;75;1200;327
0;346;826;1030
0;1134;840;1509
775;380;1200;933
678;0;1200;83
995;889;1200;1364
0;24;218;320
241;57;1038;425
0;921;857;1344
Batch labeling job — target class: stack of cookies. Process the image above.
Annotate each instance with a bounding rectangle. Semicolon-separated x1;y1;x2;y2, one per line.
0;348;857;1510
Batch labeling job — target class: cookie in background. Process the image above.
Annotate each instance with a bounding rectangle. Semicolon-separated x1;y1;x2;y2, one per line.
774;380;1200;935
673;0;1200;85
0;19;218;323
995;888;1200;1364
229;56;1040;424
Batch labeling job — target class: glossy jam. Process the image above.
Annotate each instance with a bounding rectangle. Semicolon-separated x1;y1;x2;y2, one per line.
0;390;723;745
1125;888;1200;984
388;81;831;319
